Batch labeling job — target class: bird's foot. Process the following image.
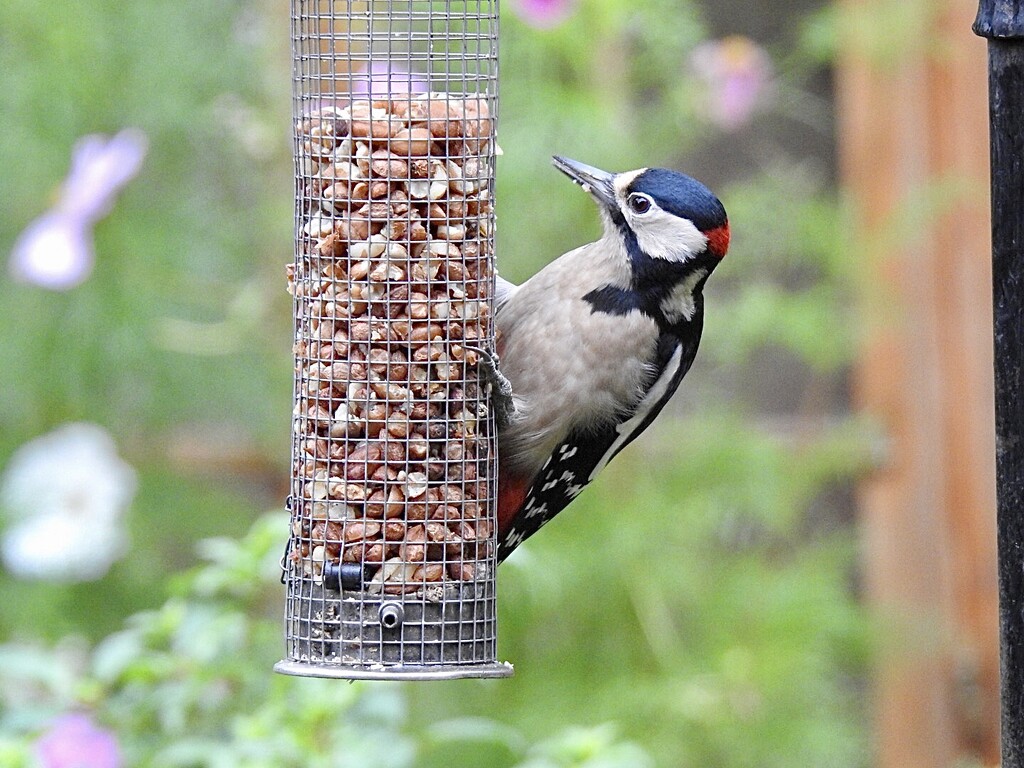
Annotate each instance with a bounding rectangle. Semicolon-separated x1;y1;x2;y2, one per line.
467;345;517;428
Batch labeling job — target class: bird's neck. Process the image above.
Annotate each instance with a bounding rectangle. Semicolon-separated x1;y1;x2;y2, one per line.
627;227;712;329
581;266;707;333
580;228;712;331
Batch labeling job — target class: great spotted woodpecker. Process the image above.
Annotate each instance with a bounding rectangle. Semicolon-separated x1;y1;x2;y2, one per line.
489;156;729;562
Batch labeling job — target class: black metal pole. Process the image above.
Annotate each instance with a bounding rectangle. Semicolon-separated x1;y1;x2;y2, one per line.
974;2;1024;765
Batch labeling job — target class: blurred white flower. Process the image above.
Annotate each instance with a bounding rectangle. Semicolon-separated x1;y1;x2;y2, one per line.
690;36;774;131
9;129;148;290
1;423;137;582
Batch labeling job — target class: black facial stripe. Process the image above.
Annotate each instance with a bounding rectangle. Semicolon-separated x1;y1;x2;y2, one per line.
617;218;692;290
629;248;690;292
582;285;639;317
583;285;674;333
582;282;705;336
607;204;628;229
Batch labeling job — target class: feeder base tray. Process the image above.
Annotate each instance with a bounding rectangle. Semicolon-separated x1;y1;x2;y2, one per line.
273;659;513;681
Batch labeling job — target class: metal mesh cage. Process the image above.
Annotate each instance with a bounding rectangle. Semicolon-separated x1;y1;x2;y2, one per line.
276;0;511;679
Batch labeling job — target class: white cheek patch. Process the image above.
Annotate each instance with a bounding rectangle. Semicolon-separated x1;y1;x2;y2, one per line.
631;208;708;262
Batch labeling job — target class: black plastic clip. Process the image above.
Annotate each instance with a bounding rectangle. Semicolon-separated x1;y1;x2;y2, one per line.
323;562;371;592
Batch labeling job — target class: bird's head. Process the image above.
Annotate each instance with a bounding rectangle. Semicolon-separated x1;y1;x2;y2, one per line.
552;156;730;267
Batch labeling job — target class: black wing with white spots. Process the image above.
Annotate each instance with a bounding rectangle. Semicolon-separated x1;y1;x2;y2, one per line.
497;431;614;560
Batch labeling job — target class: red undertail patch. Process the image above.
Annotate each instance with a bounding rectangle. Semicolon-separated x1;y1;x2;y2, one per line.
497;475;530;535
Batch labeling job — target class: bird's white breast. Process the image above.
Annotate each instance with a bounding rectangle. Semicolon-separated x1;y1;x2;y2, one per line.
496;238;658;473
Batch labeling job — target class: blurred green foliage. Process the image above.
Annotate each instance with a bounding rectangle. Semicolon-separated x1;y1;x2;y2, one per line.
0;517;654;766
0;0;294;639
0;0;870;765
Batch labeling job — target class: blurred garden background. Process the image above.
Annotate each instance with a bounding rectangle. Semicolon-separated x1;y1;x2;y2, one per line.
0;0;999;766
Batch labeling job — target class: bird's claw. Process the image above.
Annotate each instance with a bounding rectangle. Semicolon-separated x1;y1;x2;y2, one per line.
467;345;517;428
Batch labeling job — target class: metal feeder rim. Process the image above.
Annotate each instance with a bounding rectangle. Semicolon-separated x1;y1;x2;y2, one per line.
273;660;514;681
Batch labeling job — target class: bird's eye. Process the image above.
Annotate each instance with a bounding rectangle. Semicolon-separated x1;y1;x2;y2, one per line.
627;193;653;215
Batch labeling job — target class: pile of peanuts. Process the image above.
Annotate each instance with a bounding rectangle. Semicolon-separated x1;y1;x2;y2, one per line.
286;95;495;595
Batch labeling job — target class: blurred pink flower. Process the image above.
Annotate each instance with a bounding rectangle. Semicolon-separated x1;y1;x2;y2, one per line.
512;0;578;29
9;129;148;290
690;36;774;131
351;62;428;97
35;713;122;768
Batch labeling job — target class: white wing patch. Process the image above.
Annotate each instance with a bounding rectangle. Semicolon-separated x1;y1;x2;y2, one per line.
587;343;684;482
660;269;708;324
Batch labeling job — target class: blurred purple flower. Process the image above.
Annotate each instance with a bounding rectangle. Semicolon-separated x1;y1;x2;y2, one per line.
351;62;428;97
512;0;577;29
35;713;122;768
9;129;148;291
59;131;149;220
690;36;774;131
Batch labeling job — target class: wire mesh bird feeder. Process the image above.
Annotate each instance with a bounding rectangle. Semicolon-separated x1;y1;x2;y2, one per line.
276;0;511;680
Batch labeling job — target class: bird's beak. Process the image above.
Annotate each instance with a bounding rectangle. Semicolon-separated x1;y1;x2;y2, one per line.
552;156;617;209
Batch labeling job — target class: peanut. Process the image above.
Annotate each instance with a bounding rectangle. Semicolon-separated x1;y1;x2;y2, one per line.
291;96;496;591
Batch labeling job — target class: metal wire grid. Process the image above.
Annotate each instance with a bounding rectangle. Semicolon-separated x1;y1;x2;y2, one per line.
292;0;499;101
279;0;508;678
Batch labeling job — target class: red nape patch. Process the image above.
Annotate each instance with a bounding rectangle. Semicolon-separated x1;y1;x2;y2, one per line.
705;222;731;258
